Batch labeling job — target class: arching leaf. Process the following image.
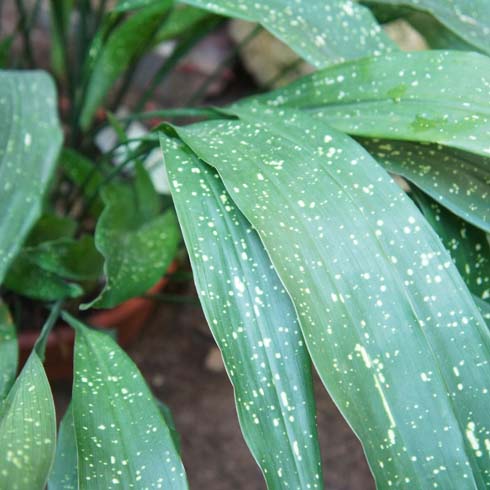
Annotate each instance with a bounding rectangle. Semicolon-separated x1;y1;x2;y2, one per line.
161;134;324;489
0;300;17;400
171;106;490;488
181;0;394;68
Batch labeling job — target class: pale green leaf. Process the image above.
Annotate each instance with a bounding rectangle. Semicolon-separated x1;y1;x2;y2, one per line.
65;313;188;489
0;353;56;490
161;134;323;489
368;0;490;55
245;50;490;157
82;164;179;309
0;71;62;283
172;106;490;488
360;138;490;232
181;0;394;68
0;300;17;400
48;405;77;490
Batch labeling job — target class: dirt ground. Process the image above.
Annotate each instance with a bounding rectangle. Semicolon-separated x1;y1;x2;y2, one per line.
54;280;375;490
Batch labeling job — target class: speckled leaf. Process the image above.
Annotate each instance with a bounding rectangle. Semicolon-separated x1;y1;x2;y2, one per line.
65;313;188;490
0;300;17;400
4;251;83;301
82;164;179;309
360;138;490;232
475;296;490;327
0;352;56;490
48;405;77;490
0;71;62;283
173;107;490;488
24;236;103;282
79;1;172;129
161;134;323;489
245;50;490;157
181;0;394;68
368;0;490;55
410;188;490;303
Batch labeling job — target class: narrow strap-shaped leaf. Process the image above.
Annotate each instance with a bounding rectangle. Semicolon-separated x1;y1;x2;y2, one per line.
410;188;490;304
0;352;56;490
65;313;188;489
0;300;17;400
79;1;172;129
161;134;324;489
360;138;490;232
172;107;490;488
367;0;490;55
82;163;179;309
48;405;77;490
181;0;394;68
0;71;62;282
243;50;490;157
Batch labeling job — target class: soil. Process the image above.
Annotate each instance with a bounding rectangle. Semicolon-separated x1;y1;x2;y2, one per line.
54;281;375;490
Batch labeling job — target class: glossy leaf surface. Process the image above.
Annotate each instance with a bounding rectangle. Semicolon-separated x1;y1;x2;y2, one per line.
173;107;490;488
82;164;179;309
0;71;62;283
0;300;17;400
66;314;188;489
247;50;490;157
48;405;77;490
0;353;56;490
360;138;490;232
162;134;323;489
181;0;394;67
369;0;490;55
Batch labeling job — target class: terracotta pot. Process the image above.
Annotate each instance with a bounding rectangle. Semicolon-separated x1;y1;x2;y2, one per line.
18;262;177;380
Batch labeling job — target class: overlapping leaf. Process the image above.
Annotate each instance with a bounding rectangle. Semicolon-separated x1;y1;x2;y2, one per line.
65;314;188;489
172;106;490;488
360;138;490;231
0;300;17;400
79;1;172;129
181;0;394;68
410;188;490;303
82;163;179;309
0;71;62;283
0;353;56;490
161;134;323;489
244;50;490;157
367;0;490;55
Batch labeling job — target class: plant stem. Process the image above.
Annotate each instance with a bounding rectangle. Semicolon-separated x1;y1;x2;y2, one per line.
14;0;40;67
186;24;262;106
34;301;63;361
262;57;304;90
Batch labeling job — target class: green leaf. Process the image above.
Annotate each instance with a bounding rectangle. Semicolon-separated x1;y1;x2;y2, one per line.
24;236;103;282
410;188;490;303
0;71;62;283
0;300;17;400
154;5;218;43
161;134;323;488
114;0;160;11
246;50;490;157
79;1;172;129
181;0;394;68
156;400;181;454
65;313;188;489
4;252;83;301
367;0;490;55
360;138;490;232
82;164;179;309
172;106;490;488
59;148;104;217
48;405;77;490
0;352;56;490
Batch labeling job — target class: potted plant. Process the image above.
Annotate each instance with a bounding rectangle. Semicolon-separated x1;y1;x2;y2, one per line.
1;0;489;489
